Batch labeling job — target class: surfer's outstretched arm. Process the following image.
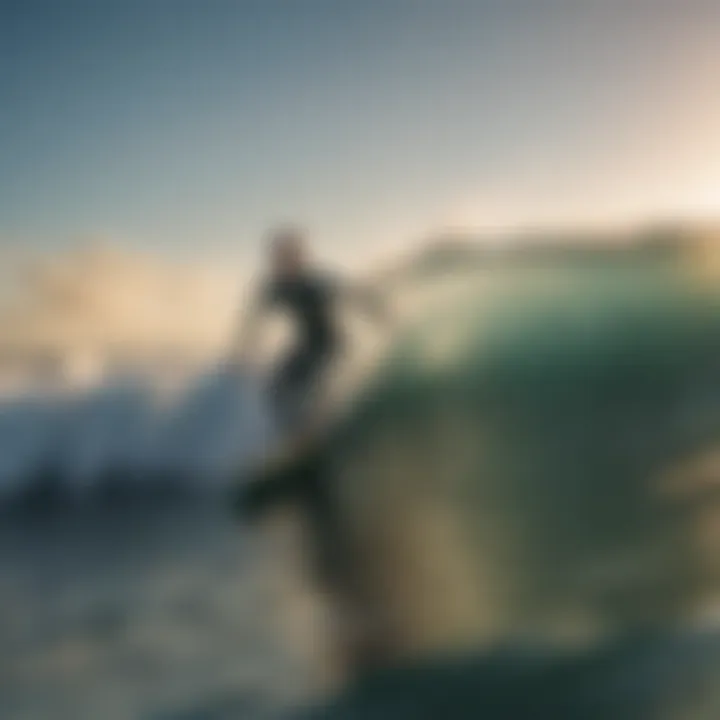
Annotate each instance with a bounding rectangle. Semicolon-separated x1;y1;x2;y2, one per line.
342;281;391;326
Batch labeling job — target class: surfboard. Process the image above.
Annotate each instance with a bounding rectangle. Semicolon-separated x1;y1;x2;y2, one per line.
231;421;327;522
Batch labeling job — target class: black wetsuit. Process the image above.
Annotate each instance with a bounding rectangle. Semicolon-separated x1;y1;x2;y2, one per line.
261;272;342;430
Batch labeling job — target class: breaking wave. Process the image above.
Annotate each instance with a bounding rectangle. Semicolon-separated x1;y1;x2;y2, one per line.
0;365;277;511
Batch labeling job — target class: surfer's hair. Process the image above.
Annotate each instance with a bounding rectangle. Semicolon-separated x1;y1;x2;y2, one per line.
268;225;306;254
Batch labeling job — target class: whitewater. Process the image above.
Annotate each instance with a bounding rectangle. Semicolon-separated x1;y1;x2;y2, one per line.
0;363;282;502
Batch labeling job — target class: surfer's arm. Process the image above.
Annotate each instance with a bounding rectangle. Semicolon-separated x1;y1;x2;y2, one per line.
343;281;390;325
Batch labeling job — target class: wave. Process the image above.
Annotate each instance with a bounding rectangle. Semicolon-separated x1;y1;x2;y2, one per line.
0;365;277;512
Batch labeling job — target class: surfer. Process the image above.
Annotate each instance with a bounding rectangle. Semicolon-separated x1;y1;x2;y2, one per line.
232;226;386;443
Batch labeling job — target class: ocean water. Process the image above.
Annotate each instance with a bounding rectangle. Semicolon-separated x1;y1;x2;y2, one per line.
3;258;696;719
0;352;358;720
0;501;307;720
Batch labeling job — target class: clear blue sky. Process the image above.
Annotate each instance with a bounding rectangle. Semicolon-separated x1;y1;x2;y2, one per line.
1;0;719;260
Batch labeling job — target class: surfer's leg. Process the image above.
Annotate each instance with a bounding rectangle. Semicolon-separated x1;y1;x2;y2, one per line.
276;348;331;444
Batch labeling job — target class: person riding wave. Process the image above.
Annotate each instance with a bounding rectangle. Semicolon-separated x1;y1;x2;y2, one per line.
232;227;386;443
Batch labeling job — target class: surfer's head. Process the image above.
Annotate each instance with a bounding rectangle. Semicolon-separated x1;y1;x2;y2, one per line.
268;225;307;278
